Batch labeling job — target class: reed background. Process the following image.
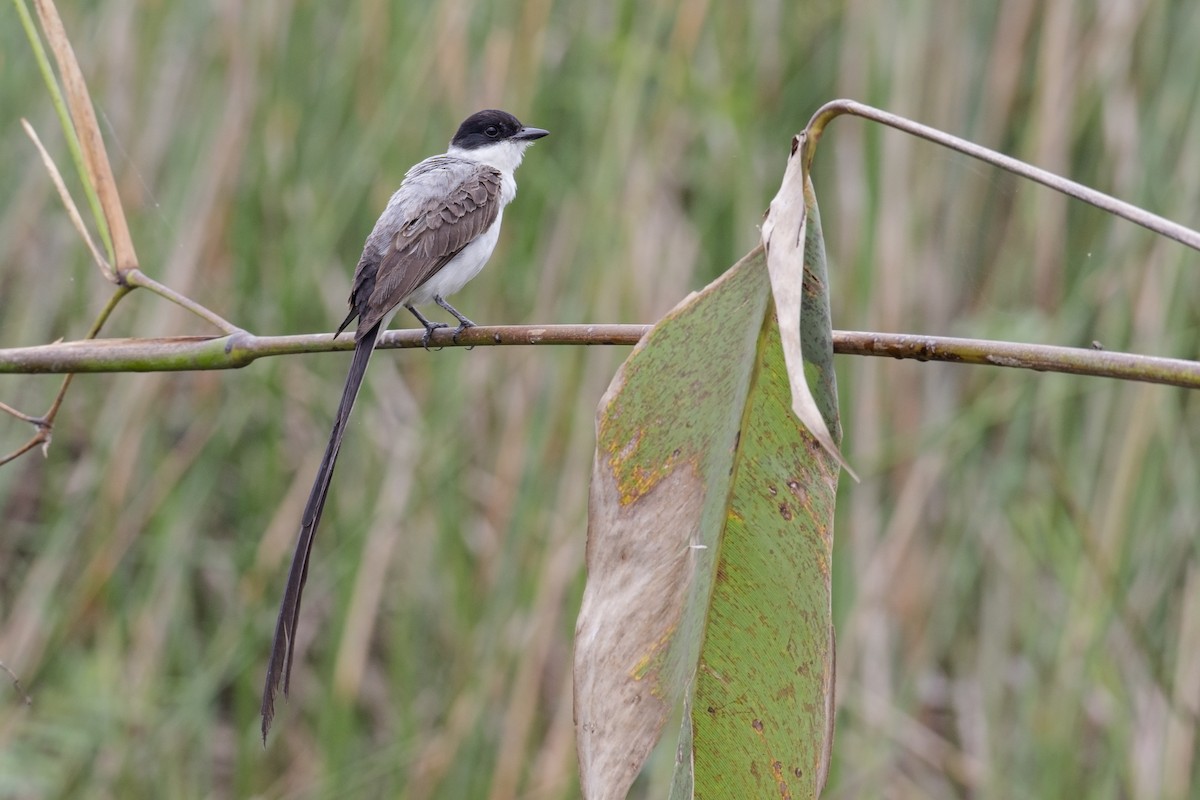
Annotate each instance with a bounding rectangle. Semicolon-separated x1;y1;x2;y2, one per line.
2;1;1199;798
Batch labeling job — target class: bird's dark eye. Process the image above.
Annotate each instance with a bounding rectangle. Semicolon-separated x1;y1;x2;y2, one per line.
484;126;499;138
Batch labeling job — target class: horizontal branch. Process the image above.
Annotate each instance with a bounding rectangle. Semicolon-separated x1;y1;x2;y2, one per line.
836;332;1200;389
0;325;1197;389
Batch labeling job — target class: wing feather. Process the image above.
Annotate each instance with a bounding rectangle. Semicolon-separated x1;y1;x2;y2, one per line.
343;161;503;338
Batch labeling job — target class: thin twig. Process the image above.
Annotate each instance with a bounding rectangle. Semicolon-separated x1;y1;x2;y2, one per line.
802;99;1200;253
84;285;134;339
39;374;75;434
0;400;42;424
0;385;53;467
121;269;242;335
21;121;240;333
0;660;32;706
0;431;49;466
0;326;1197;389
0;286;132;465
21;118;115;281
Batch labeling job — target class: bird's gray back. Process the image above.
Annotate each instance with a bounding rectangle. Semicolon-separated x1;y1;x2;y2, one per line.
345;155;505;336
364;156;486;252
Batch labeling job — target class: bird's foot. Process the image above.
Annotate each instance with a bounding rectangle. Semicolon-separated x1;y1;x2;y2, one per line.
420;321;449;350
451;319;476;345
434;296;478;348
407;304;449;350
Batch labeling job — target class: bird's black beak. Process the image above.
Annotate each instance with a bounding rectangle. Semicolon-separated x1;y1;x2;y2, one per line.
514;126;550;141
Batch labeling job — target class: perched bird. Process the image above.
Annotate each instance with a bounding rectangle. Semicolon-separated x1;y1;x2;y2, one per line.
261;110;549;740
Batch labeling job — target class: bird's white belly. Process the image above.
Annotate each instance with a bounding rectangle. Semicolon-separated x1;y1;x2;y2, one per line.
405;208;504;307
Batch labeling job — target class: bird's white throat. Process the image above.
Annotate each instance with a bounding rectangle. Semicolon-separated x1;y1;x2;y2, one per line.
447;138;533;176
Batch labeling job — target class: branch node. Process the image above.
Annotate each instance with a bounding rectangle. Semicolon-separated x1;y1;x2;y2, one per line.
223;330;255;360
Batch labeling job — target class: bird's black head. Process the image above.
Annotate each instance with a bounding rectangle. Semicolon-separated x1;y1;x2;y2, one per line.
450;109;549;150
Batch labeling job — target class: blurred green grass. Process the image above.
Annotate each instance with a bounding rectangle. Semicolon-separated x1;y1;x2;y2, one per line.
2;1;1199;798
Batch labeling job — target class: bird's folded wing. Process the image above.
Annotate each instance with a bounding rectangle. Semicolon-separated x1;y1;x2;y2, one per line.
355;163;503;333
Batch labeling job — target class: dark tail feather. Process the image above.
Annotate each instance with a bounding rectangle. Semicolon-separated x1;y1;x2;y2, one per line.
261;321;381;742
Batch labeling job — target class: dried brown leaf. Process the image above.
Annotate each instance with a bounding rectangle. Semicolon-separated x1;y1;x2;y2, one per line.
761;133;856;480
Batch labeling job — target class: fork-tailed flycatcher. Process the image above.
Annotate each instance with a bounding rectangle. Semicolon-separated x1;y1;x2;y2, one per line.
261;110;548;740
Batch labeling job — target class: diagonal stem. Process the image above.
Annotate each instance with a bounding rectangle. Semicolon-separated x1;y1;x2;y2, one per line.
0;284;131;464
120;269;242;335
802;99;1200;252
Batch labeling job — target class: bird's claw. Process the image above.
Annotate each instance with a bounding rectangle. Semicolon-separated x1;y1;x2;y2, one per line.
451;320;476;346
420;322;449;350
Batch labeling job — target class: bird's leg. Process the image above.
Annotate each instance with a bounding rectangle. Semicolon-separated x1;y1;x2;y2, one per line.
407;304;447;350
435;296;477;344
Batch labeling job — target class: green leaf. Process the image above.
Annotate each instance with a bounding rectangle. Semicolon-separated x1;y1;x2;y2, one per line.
576;196;841;800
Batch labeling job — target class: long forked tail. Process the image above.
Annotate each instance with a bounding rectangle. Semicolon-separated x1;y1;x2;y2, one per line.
261;321;381;742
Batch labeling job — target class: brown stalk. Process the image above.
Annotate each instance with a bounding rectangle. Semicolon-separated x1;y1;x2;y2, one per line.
0;326;1197;388
32;0;138;273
